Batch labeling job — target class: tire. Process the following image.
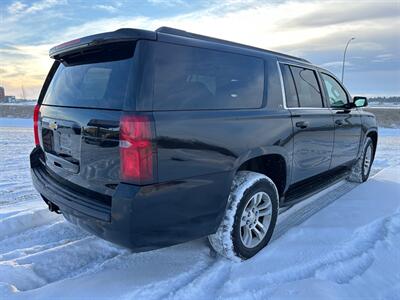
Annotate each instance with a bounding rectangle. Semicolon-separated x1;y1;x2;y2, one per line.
348;137;374;183
208;171;279;261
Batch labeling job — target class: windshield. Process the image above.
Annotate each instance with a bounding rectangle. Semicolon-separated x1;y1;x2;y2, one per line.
43;42;135;109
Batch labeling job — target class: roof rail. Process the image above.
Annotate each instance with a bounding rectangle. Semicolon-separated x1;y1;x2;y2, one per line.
156;27;310;63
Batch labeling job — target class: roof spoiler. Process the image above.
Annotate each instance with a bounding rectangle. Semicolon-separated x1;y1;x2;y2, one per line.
49;28;156;59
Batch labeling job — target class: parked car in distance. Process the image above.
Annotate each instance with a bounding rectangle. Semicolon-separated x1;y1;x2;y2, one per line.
30;27;378;260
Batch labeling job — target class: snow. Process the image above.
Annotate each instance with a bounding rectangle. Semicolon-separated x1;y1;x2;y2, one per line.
0;120;400;299
0;118;33;128
0;102;36;106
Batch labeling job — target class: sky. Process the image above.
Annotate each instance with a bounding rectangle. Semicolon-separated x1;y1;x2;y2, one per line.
0;0;399;99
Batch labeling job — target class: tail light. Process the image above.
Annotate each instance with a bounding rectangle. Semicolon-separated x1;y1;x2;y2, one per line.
119;114;156;185
33;104;41;146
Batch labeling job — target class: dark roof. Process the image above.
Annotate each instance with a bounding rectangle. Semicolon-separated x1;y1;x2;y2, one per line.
156;27;310;63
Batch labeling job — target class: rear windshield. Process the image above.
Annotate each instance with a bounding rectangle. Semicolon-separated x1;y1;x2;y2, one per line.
43;42;135;109
149;42;265;110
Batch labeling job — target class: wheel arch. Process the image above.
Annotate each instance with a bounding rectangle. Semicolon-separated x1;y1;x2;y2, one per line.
234;148;290;197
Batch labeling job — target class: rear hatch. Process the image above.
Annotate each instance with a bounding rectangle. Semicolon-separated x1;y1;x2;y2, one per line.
38;41;136;197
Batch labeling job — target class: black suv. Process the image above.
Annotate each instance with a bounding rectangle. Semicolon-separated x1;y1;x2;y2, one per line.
30;27;378;260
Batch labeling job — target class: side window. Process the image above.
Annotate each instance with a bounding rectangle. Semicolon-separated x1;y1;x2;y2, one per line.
290;66;323;108
280;64;299;107
321;73;349;108
152;42;265;110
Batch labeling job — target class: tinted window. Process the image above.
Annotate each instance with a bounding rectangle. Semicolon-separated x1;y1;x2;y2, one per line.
280;64;298;107
43;42;135;109
290;66;323;108
321;73;348;108
152;43;264;110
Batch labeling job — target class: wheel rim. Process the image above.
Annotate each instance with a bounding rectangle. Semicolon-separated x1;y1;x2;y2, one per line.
239;191;272;248
363;145;373;176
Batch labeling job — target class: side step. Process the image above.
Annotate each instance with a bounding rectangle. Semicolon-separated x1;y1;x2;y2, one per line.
281;167;350;208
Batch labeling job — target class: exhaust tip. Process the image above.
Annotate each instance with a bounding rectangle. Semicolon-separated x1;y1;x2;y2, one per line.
47;201;61;214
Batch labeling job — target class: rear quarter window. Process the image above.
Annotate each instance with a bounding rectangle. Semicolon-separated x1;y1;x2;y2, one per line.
150;42;265;110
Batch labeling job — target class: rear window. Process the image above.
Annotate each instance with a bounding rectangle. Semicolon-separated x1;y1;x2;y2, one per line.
151;42;265;110
43;42;135;109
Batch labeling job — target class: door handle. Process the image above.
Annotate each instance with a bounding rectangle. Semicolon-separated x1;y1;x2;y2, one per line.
335;119;344;126
295;121;309;129
336;109;351;114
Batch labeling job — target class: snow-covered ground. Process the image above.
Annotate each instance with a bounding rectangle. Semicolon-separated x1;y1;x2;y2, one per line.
0;101;36;106
0;119;399;300
369;102;400;108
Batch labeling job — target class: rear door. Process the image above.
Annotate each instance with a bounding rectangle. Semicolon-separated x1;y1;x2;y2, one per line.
319;72;362;167
39;41;136;196
280;63;334;184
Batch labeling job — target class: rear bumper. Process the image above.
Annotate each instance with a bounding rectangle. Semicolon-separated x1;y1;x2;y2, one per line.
30;147;232;251
31;164;112;222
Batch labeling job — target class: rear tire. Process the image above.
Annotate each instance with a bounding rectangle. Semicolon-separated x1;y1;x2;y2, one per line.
208;171;279;261
348;137;374;183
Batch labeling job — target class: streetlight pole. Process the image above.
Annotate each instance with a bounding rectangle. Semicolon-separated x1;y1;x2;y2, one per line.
341;37;355;83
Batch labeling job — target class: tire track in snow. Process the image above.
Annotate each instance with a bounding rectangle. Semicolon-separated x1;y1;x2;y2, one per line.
120;248;216;300
0;221;89;260
0;237;123;291
219;212;400;298
0;206;123;293
0;208;60;240
124;260;215;300
0;127;128;293
166;259;232;300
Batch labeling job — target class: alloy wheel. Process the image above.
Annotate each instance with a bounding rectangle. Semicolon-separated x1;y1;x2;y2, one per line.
239;191;273;248
363;144;373;176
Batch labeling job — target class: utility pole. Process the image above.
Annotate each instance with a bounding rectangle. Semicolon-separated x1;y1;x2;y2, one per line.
341;37;355;83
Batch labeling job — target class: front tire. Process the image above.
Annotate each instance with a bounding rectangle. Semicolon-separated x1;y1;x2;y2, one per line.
348;137;374;183
208;171;279;261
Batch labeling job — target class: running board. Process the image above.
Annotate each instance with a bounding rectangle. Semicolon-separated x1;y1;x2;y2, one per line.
280;168;350;208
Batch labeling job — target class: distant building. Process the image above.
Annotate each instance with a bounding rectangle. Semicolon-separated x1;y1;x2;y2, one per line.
0;87;18;103
0;86;5;101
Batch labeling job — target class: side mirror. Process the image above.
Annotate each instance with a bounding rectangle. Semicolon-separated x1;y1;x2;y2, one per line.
353;96;368;108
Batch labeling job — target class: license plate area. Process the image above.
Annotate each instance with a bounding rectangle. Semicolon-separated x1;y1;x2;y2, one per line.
41;117;81;173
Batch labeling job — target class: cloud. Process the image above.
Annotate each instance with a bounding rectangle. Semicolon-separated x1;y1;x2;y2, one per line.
0;49;33;60
1;0;399;98
51;1;328;49
7;1;27;14
284;1;400;27
6;0;67;16
0;44;19;51
26;0;65;13
321;61;352;69
93;4;119;13
372;53;395;63
147;0;187;7
0;43;53;98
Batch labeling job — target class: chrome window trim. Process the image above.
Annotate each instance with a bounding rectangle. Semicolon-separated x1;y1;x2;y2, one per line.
277;60;330;110
276;60;288;109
